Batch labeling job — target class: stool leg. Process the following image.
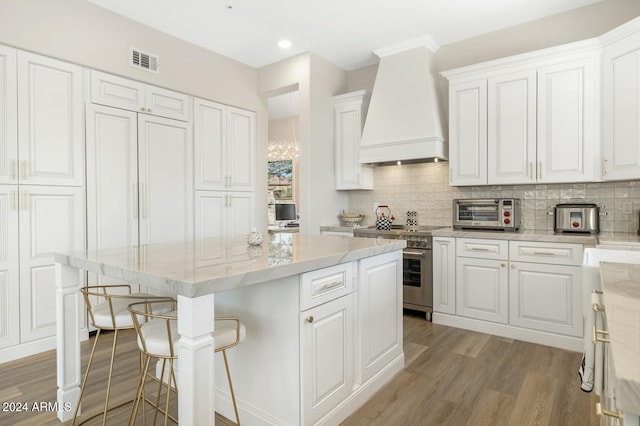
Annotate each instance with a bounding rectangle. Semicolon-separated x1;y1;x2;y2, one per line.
223;350;241;426
71;329;102;425
101;328;120;426
128;354;151;426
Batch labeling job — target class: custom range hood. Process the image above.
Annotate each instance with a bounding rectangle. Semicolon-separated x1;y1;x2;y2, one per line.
360;42;448;165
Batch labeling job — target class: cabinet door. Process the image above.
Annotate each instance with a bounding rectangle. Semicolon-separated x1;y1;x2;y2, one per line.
138;115;193;245
334;94;373;190
144;85;191;122
537;57;596;183
487;70;537;184
456;257;508;324
509;262;582;337
0;186;19;348
86;104;139;261
18;186;84;342
17;52;83;186
449;80;487;186
433;237;456;315
90;70;146;113
194;191;225;239
227;192;254;237
194;98;226;191
301;294;354;425
602;30;640;180
359;251;403;382
0;45;17;185
227;107;255;191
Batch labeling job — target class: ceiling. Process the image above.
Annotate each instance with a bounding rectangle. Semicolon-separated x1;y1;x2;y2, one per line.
87;0;605;71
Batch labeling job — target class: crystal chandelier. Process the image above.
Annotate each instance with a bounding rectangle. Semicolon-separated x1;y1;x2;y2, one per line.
268;140;300;161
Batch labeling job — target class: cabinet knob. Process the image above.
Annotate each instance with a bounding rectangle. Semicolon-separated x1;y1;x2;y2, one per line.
510;264;516;269
305;316;314;323
501;263;506;267
147;108;152;113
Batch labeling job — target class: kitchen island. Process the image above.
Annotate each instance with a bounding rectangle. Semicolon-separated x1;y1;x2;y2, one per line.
55;233;405;425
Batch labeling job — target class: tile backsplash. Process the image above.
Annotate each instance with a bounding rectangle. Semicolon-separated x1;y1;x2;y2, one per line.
347;162;640;233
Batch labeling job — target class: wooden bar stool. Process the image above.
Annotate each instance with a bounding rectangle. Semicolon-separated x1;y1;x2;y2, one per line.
127;299;246;425
73;285;171;426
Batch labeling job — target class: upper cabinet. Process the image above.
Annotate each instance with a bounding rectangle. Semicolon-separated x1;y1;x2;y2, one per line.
333;90;374;190
90;70;192;122
444;40;599;186
193;98;255;192
11;51;84;187
601;18;640;181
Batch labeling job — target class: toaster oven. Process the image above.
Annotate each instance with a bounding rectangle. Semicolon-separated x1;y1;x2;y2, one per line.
453;199;521;231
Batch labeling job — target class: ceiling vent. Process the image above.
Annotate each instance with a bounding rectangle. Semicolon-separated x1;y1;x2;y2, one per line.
130;47;159;73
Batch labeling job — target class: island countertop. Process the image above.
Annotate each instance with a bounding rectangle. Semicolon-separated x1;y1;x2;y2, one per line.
54;233;406;297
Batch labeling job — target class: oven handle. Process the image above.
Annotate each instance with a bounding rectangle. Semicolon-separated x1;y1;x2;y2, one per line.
404;250;429;257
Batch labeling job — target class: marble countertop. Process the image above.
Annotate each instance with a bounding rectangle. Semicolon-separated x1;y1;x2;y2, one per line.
430;228;599;244
599;261;640;415
54;233;406;298
320;224;364;233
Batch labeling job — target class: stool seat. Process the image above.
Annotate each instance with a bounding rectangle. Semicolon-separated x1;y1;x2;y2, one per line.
91;293;152;328
137;312;246;357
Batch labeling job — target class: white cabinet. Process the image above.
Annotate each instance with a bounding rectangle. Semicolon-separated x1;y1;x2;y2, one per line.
18;186;85;343
448;80;487;186
86;104;194;258
194;98;255;192
432;237;456;315
601;19;640;181
0;45;17;186
456;256;509;324
0;186;19;349
90;70;192;121
487;70;536;184
194;191;254;239
16;51;84;187
358;251;403;383
333;90;374;190
300;293;354;425
445;41;599;186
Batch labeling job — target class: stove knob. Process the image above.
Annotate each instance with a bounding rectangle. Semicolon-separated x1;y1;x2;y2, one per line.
504;211;511;217
504;218;511;225
572;222;580;228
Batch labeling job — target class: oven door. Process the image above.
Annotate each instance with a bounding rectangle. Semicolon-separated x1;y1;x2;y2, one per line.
454;199;501;229
402;248;432;316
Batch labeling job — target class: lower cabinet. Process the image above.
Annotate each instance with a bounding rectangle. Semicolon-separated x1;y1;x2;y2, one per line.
301;293;355;425
456;256;509;324
433;236;585;349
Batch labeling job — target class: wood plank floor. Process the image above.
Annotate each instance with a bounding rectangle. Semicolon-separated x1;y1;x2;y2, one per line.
342;310;600;426
0;311;599;425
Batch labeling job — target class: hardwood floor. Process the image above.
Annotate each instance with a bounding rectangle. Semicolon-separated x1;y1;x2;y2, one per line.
342;310;600;426
0;312;599;425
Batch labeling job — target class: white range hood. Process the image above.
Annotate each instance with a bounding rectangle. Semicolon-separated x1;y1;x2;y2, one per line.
360;43;448;165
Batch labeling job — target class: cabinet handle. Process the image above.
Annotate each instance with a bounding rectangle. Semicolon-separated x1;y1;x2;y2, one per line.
11;190;17;210
529;162;533;179
592;302;605;312
538;161;542;179
595;402;621;419
133;183;138;219
10;159;17;180
21;160;28;179
305;316;314;323
22;190;28;210
602;159;608;176
469;247;491;251
532;251;555;256
141;183;147;219
323;280;343;289
592;326;610;344
227;194;232;208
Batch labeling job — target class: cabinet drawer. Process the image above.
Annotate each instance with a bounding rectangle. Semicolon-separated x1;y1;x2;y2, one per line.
456;238;508;260
301;263;353;310
509;241;583;266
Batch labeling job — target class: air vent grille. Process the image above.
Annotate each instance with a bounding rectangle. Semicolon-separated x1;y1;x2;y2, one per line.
130;47;159;73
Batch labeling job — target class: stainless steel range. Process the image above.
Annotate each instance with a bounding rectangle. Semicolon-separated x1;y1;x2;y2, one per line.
353;225;445;320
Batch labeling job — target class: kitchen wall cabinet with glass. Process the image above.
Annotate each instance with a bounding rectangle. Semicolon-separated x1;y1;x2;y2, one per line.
444;39;600;186
0;47;85;362
193;97;255;238
333;90;374;190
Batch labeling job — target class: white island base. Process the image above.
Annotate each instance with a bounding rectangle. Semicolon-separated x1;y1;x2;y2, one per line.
55;234;405;425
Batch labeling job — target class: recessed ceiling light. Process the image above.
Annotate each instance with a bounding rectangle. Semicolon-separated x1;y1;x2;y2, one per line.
278;40;292;49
